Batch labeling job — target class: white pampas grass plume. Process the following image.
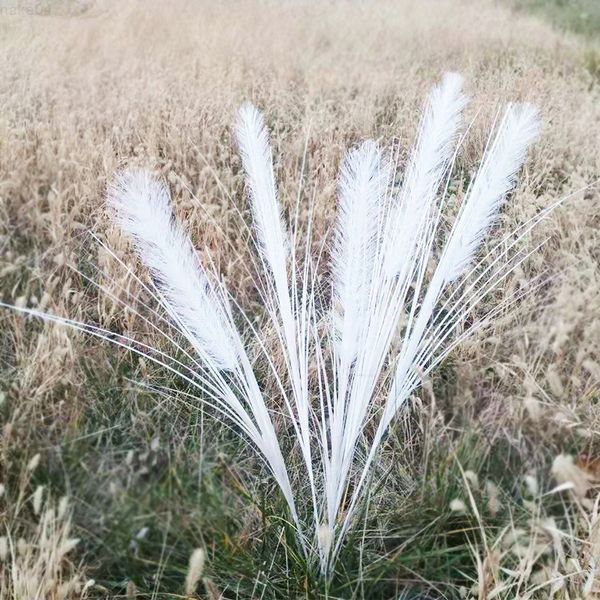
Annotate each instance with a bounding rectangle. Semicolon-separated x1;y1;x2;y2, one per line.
332;140;387;365
385;102;539;415
441;103;539;284
235;103;304;403
108;169;300;541
384;71;467;278
236;103;299;373
237;103;316;532
185;547;206;596
107;170;239;371
236;103;290;292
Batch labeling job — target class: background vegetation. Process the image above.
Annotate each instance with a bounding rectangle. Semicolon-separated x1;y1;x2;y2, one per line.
0;0;598;598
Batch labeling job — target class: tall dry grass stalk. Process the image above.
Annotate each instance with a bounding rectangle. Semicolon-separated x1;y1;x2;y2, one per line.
0;456;92;600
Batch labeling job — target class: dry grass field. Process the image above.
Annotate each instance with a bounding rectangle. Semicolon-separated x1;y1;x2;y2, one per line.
0;0;599;598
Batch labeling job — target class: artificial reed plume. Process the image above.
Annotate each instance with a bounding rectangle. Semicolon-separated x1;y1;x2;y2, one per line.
1;73;544;576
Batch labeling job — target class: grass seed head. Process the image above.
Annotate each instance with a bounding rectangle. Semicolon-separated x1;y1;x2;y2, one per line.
185;547;206;596
552;453;593;499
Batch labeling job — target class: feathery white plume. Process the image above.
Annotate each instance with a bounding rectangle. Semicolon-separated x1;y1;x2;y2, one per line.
236;103;315;538
236;103;307;427
236;103;291;304
332;140;387;365
107;170;238;370
384;72;467;278
109;169;301;539
387;103;539;408
441;103;539;283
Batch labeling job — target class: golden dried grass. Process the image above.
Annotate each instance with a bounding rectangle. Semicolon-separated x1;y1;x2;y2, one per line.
0;0;598;594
